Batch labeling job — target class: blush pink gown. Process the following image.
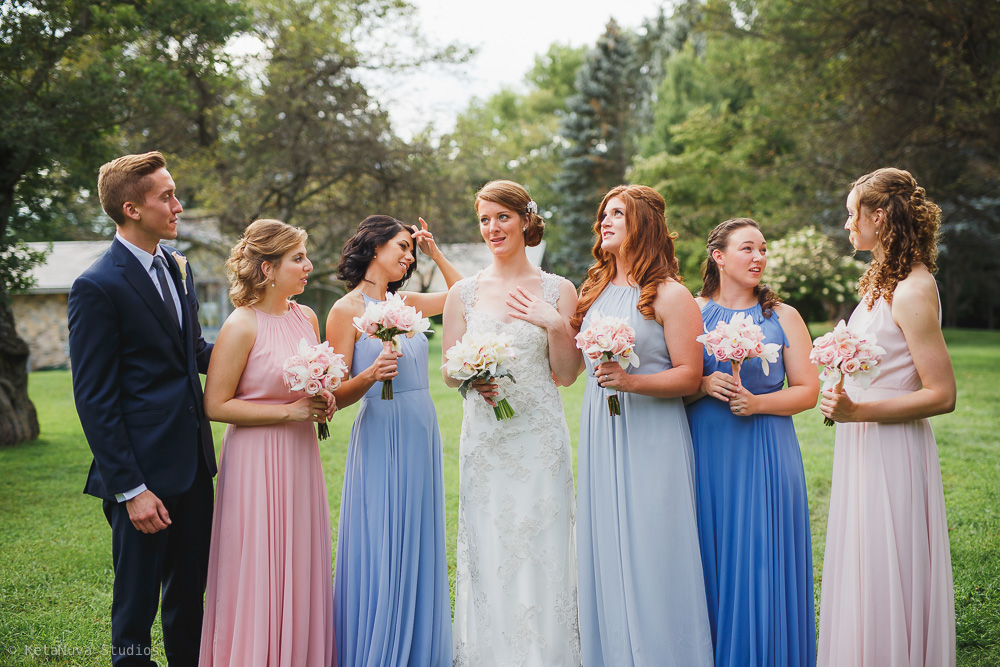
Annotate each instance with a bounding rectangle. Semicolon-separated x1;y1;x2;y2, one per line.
818;292;955;667
199;302;336;666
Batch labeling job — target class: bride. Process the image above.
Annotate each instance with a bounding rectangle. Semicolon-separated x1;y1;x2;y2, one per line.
441;180;581;666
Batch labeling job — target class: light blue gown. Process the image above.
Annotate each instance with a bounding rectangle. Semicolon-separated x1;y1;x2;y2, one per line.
686;300;815;667
577;283;714;667
333;294;452;667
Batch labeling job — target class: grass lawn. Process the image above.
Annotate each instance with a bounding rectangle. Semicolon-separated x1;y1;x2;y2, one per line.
1;328;997;665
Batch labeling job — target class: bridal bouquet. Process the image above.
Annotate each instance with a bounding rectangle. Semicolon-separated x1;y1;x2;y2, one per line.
575;312;640;416
444;331;517;421
810;319;886;426
696;311;781;390
282;338;348;440
353;292;432;399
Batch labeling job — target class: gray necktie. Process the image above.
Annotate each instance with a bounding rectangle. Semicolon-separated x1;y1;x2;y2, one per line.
152;255;181;331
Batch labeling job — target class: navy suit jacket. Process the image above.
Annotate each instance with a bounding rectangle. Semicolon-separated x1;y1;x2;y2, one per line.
68;239;216;501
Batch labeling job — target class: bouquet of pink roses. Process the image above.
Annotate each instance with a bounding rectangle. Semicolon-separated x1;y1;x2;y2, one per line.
696;311;781;390
809;319;886;426
575;312;640;416
353;292;432;399
282;338;348;439
444;331;517;421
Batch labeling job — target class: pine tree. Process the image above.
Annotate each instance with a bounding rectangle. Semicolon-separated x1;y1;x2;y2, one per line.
552;20;640;282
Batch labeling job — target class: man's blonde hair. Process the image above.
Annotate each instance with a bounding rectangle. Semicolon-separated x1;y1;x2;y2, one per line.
97;151;167;226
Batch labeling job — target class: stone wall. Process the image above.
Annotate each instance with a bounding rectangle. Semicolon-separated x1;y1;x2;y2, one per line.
11;293;70;370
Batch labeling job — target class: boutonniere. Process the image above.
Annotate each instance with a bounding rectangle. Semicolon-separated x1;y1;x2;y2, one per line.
171;251;189;293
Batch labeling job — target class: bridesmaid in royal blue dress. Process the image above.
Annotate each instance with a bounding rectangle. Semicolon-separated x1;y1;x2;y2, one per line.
574;185;714;666
685;218;820;667
325;215;461;667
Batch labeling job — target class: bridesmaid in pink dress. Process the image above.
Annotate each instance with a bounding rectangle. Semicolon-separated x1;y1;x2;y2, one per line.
200;219;338;666
819;168;957;667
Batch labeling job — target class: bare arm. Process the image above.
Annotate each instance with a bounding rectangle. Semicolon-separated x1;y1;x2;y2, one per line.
204;308;328;426
402;217;463;317
598;281;703;399
325;293;400;409
728;304;820;417
821;269;956;423
440;285;467;389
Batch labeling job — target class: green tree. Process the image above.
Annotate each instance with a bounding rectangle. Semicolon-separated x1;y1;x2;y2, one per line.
553;20;641;282
0;0;247;445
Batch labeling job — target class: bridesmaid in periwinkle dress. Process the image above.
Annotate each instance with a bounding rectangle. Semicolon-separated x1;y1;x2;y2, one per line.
819;168;957;666
685;218;819;666
573;184;713;667
201;219;337;666
325;215;460;667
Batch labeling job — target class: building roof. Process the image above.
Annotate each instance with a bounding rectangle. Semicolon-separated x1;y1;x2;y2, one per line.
22;241;112;294
410;241;546;292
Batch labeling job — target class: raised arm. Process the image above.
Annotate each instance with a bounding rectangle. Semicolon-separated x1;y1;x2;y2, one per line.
324;293;401;409
728;304;820;417
401;217;463;317
821;268;956;424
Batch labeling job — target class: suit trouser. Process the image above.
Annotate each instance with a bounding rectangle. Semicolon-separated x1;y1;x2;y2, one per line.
102;454;214;667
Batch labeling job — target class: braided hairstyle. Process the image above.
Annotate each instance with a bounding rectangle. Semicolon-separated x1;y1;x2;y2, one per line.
699;218;781;317
572;184;681;329
852;167;941;308
226;219;307;307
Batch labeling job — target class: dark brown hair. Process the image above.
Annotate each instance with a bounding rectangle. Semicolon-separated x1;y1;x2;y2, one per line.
699;217;781;317
852;167;941;307
572;185;681;329
337;215;417;292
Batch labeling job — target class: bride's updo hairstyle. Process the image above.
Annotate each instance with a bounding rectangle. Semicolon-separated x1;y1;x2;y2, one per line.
475;180;545;247
337;215;417;292
572;184;680;329
851;167;941;308
226;218;307;307
700;218;781;317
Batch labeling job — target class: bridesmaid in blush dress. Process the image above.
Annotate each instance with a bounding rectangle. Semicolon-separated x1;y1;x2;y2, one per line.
819;168;957;667
573;184;713;667
685;218;819;667
325;215;460;667
200;219;337;667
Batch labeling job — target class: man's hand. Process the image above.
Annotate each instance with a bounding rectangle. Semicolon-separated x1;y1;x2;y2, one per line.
125;490;171;534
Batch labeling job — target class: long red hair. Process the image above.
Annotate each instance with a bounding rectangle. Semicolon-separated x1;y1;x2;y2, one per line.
572;185;681;329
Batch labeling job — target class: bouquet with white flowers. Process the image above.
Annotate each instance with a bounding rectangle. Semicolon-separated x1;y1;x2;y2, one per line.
810;319;886;426
281;338;348;439
574;312;640;416
353;292;432;399
444;331;517;421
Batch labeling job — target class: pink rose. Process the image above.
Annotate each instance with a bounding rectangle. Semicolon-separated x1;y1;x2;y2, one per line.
304;378;323;395
842;357;862;374
836;340;857;359
323;374;342;391
308;362;325;379
730;345;748;362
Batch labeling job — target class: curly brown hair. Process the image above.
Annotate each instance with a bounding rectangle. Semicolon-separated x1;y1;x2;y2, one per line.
852;167;941;308
699;218;781;317
226;219;307;307
572;185;681;329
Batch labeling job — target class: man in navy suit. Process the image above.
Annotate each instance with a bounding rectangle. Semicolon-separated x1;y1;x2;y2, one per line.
68;151;216;666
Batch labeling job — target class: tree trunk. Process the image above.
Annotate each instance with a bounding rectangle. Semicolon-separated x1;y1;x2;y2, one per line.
0;288;39;445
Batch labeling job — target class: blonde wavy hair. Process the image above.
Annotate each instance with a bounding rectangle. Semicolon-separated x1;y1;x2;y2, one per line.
226;219;307;307
852;167;941;308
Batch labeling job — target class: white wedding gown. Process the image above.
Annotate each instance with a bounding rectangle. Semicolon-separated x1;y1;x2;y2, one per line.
452;271;581;667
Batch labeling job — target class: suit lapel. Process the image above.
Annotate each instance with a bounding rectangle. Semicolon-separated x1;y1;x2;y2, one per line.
111;240;184;352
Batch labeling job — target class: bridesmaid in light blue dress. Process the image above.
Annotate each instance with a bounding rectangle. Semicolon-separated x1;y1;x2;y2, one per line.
685;218;819;667
573;185;714;667
325;215;461;667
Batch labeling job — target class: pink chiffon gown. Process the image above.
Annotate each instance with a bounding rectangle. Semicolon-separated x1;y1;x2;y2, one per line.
818;291;955;667
199;302;336;666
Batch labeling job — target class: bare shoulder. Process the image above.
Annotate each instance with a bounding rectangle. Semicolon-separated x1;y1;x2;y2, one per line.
893;264;938;303
773;302;806;326
891;265;940;327
297;303;319;327
218;306;258;346
330;290;366;319
694;295;710;308
656;278;696;304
